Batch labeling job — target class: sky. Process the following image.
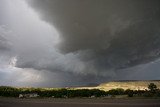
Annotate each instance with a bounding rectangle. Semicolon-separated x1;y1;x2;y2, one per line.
0;0;160;87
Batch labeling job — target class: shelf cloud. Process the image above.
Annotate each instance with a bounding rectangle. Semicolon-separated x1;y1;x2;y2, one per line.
0;0;160;87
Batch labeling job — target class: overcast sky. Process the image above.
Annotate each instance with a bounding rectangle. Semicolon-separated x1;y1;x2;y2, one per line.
0;0;160;87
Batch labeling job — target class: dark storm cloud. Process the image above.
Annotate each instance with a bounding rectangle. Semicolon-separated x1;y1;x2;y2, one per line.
1;0;160;87
26;0;160;71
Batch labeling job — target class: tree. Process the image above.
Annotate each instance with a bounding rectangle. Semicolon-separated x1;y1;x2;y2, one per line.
107;88;125;95
125;89;134;97
148;83;157;93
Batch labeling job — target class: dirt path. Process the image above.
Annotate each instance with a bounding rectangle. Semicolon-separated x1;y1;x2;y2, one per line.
0;98;160;107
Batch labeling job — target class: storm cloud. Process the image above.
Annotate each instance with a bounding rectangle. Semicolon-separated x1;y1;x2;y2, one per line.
26;0;160;71
0;0;160;87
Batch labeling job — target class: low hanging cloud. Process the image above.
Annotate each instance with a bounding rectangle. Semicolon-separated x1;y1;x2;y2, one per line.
25;0;160;71
1;0;160;87
0;0;111;87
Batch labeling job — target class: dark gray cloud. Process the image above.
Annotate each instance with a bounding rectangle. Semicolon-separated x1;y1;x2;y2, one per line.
26;0;160;70
1;0;160;87
0;0;107;87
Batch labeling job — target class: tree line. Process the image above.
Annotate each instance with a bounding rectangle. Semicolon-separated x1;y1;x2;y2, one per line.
0;83;160;98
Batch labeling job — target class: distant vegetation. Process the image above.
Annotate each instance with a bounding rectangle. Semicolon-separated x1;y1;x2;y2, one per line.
0;83;160;98
98;80;160;91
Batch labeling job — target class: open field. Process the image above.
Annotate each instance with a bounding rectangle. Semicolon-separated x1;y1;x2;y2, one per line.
75;80;160;91
0;98;160;107
98;80;160;91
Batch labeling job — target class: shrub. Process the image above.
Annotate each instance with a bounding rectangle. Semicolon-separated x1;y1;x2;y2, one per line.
125;89;134;97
